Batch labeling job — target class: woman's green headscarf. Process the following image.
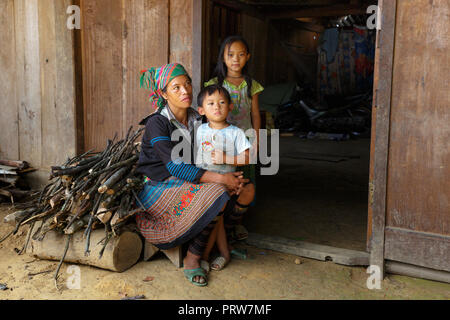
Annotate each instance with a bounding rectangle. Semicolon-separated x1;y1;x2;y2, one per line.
140;63;188;110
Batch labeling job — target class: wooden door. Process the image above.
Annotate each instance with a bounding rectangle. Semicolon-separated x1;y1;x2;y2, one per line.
203;1;241;82
80;0;202;152
370;0;450;274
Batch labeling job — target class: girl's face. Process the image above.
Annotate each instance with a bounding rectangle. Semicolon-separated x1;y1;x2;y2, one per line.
162;75;193;110
223;41;250;75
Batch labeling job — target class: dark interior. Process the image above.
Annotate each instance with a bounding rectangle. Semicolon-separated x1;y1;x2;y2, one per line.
203;0;378;251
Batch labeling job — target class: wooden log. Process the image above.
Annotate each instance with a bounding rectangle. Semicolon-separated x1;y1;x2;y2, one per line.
27;223;143;272
0;159;29;170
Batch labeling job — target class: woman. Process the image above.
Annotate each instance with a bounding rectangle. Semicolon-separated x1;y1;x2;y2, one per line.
136;63;246;286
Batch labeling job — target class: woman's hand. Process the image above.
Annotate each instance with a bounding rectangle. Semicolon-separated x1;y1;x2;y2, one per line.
199;171;249;195
222;171;249;195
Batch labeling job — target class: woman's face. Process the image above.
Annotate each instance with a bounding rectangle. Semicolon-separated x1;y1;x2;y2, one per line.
162;75;193;109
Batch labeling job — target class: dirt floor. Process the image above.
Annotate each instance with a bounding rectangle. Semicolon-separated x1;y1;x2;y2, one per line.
0;204;449;300
245;136;371;251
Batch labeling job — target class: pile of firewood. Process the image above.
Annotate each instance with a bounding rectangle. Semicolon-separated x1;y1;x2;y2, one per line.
1;127;146;260
0;159;37;203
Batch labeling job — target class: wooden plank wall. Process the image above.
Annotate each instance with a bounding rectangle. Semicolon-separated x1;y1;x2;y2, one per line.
81;0;199;152
0;0;76;187
0;0;19;160
386;0;449;236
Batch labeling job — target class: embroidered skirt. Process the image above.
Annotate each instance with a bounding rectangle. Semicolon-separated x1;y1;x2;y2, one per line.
135;176;229;250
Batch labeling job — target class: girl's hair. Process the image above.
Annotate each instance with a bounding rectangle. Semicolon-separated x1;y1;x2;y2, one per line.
214;35;252;99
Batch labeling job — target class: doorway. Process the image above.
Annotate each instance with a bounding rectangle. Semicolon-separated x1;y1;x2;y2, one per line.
202;0;378;255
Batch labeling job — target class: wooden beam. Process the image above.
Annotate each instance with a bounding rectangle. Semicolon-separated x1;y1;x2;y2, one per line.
369;0;397;279
211;0;267;21
247;233;370;266
268;4;368;19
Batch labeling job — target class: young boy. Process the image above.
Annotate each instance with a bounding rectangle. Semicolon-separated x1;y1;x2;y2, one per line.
195;84;255;271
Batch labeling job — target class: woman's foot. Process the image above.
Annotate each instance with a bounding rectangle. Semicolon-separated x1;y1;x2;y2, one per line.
183;252;207;285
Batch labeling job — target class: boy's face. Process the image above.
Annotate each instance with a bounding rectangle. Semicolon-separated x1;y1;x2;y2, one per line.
198;91;233;123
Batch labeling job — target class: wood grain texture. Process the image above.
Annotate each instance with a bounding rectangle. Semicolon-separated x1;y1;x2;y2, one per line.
38;0;77;167
367;20;383;251
169;0;193;74
0;0;19;160
28;223;142;272
386;0;450;236
81;0;124;152
15;0;42;168
124;0;169;127
384;227;450;272
369;0;397;276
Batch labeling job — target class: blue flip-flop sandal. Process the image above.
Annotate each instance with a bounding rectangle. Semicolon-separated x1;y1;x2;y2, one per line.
230;248;248;260
183;268;208;287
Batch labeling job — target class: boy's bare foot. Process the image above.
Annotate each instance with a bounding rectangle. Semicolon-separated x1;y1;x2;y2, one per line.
211;251;231;271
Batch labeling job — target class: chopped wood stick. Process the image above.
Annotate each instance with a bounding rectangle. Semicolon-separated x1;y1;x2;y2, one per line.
65;215;90;235
98;229;113;259
64;199;91;231
132;189;147;211
50;160;100;178
4;208;37;225
89;155;138;180
96;210;113;224
98;166;131;194
49;190;64;208
19;221;35;255
33;215;59;242
28;269;54;277
111;208;142;232
20;207;57;226
54;234;72;291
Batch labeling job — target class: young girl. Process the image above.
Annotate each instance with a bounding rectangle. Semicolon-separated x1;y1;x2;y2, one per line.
205;35;264;241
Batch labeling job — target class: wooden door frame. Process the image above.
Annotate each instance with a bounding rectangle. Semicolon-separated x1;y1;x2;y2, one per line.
369;0;397;278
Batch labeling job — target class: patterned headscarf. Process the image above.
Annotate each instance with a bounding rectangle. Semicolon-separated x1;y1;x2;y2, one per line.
140;63;188;110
